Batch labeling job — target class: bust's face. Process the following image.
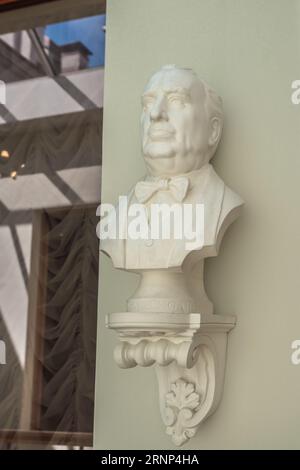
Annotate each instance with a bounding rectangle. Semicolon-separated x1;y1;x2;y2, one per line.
141;67;220;177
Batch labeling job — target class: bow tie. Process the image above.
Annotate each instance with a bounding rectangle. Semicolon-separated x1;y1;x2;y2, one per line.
135;176;190;203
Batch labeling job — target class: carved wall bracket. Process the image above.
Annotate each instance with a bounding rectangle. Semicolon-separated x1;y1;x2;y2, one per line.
106;312;235;446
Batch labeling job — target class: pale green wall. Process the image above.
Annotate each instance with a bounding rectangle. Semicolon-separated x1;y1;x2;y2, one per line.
94;0;300;449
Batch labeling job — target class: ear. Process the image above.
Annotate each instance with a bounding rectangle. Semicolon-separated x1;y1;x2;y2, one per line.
208;117;222;147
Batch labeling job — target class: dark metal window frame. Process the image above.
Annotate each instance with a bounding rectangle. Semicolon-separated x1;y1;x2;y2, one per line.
0;1;60;14
0;0;106;34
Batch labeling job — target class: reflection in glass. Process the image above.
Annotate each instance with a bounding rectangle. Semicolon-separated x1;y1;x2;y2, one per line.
0;14;105;82
0;10;103;450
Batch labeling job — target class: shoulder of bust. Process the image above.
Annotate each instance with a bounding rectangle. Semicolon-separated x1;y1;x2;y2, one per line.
214;184;244;253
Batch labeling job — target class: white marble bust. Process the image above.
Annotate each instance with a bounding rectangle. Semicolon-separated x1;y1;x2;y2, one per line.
104;68;242;444
101;65;243;273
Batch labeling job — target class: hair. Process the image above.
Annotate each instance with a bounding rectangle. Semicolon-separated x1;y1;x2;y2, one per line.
201;78;224;159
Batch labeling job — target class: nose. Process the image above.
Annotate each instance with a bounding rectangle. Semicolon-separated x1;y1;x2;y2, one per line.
150;95;168;121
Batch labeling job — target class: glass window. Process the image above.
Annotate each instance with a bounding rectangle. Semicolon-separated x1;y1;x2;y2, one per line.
0;14;105;82
0;1;104;449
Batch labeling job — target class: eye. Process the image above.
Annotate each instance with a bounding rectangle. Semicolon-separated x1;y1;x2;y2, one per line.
142;96;155;110
168;94;185;106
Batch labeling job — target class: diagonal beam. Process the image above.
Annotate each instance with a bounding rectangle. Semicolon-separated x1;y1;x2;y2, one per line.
26;28;56;77
0;103;17;123
27;28;98;111
8;223;29;291
55;76;97;110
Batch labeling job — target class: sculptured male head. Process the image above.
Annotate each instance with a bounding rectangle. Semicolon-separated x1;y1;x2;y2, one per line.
141;65;223;177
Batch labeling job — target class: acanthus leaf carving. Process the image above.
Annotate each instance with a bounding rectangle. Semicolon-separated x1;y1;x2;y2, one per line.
165;379;201;446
